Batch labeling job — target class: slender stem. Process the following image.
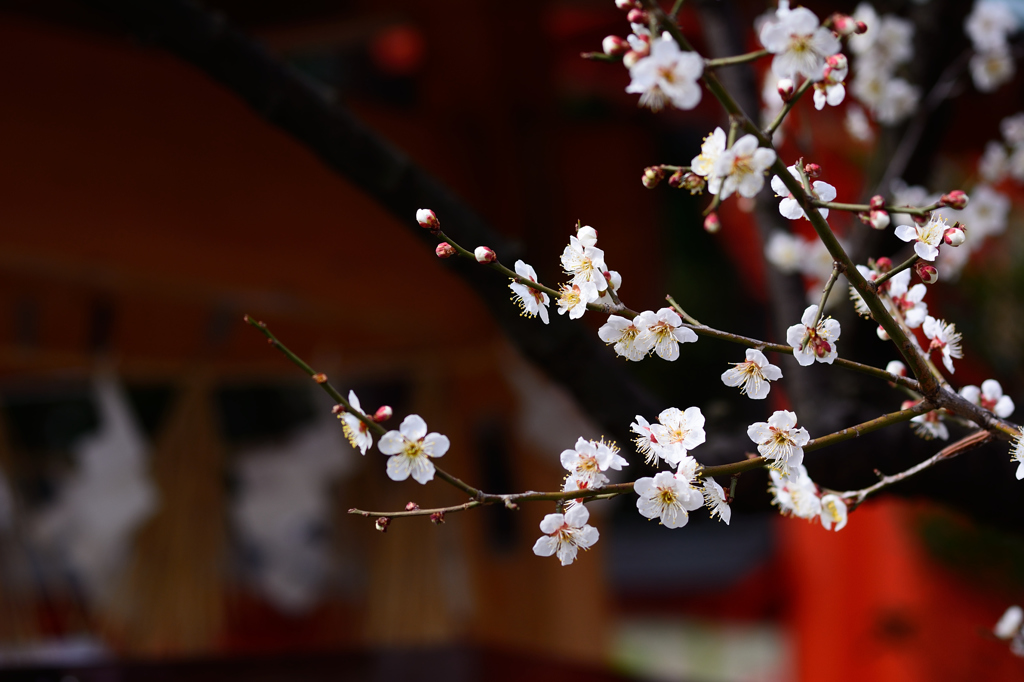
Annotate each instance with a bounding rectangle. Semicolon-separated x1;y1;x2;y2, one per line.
581;52;621;63
837;430;991;508
764;78;813;138
666;294;702;326
813;264;842;328
803;403;932;453
811;200;942;216
872;254;920;290
705;50;770;68
669;0;686;18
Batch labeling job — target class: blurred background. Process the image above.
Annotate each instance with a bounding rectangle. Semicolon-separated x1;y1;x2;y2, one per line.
1;0;1024;680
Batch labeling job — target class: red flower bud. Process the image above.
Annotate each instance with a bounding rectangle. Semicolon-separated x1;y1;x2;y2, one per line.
869;195;886;210
915;262;938;284
803;163;822;178
416;208;440;232
943;225;966;247
704;212;721;233
373;405;393;422
874;257;893;272
642;166;665;189
777;78;795;101
627;8;647;23
435;243;456;259
940;190;969;210
602;35;628;56
375;517;390;532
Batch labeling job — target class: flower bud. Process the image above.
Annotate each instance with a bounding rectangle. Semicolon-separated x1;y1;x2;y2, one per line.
995;606;1024;640
777;78;795;101
855;21;868;34
826;54;848;72
375;517;390;533
614;0;633;8
803;162;821;178
876;325;890;341
602;35;628;56
416;208;440;232
435;242;456;258
667;169;685;188
474;246;497;263
704;212;721;233
626;8;647;23
405;501;420;511
331;404;345;415
642;166;665;189
869;209;890;230
940;190;969;210
944;225;966;247
430;511;446;524
869;195;886;210
901;400;918;411
682;172;706;194
912;211;930;226
874;257;893;272
577;224;598;246
623;50;642;68
373;405;393;422
915;262;938;283
886;360;907;377
831;13;857;36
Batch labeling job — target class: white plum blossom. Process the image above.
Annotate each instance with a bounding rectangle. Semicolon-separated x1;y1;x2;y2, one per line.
961;184;1010;240
626;33;704;111
970;46;1015;92
768;464;821;519
561;236;608;293
630;415;660;465
813;57;848;110
701;478;732;525
649;406;707;467
576;225;599;246
965;1;1020;53
338;390;373;455
770;165;836;221
886;269;929;328
691;127;726;180
1001;112;1024;145
923;315;963;374
787;304;841;366
509;260;550;324
634;470;703;528
889;179;938;227
819;494;848;531
911;409;949;440
845;104;875;142
747;410;810;474
872;78;921;126
721;348;782;399
557;281;598;319
995;605;1024;640
560;437;628;490
598;314;645;361
980;140;1010;182
961;379;1015;418
764;231;805;273
532;504;599;566
711;135;777;199
759;6;840;81
635;307;698;361
894;214;950;261
1011;430;1024;480
887;360;907;377
378;415;451;484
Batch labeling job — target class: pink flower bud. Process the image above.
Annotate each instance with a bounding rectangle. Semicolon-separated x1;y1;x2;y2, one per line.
830;55;848;73
615;0;634;9
912;212;930;226
642;166;665;189
416;208;440;232
435;243;456;258
405;501;420;511
886;360;907;377
869;209;890;230
474;246;496;263
869;195;886;210
430;511;446;524
915;262;938;284
667;170;685;188
803;163;821;178
602;35;628;56
375;517;390;533
940;190;969;210
855;21;868;34
331;404;345;415
682;172;706;194
831;13;857;36
874;257;893;272
944;225;966;247
623;50;643;68
627;8;647;23
373;405;393;422
900;400;917;411
777;78;795;101
704;212;721;233
876;325;890;341
577;224;598;245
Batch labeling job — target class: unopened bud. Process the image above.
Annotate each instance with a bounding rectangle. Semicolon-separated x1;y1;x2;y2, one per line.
577;224;598;246
912;211;930;226
995;606;1024;640
435;242;456;258
876;325;890;341
855;21;868;34
615;0;633;8
682;172;706;194
602;35;628;56
704;212;721;233
869;195;886;210
803;162;821;178
405;501;420;511
331;404;345;415
886;360;907;377
373;405;393;422
667;170;685;188
826;53;848;72
901;400;917;411
416;208;440;232
915;262;938;283
874;257;893;272
623;50;642;68
626;8;647;23
430;511;446;524
474;246;496;263
777;78;795;101
375;517;390;532
868;209;890;230
642;166;665;189
944;225;966;247
940;190;969;210
832;13;858;35
313;373;328;383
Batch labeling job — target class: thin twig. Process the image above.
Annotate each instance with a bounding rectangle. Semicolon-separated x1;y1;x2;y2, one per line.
705;50;770;69
871;253;920;290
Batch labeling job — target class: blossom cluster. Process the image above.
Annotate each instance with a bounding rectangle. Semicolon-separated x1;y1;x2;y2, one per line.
847;3;919;125
769;464;848;531
965;0;1020;92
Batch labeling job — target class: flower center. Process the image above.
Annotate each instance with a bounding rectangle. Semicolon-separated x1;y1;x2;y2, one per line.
656;486;678;508
402;439;425;459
